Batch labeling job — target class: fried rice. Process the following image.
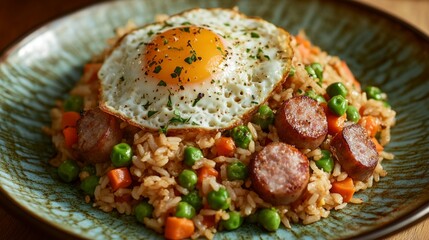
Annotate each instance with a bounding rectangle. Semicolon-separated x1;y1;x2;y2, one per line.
44;13;396;240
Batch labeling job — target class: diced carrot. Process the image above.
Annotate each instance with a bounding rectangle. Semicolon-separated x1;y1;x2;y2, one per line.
83;63;102;83
61;111;81;129
197;166;218;188
107;167;133;191
359;106;366;116
295;34;320;56
63;127;78;148
371;137;384;153
331;177;355;203
215;137;236;157
327;111;347;135
295;35;312;48
202;215;216;228
164;217;195;240
341;61;361;91
359;115;380;138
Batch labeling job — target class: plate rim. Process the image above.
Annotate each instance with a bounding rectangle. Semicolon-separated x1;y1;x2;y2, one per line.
0;0;428;239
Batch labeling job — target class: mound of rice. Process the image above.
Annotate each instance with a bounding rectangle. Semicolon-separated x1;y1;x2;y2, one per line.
44;18;396;239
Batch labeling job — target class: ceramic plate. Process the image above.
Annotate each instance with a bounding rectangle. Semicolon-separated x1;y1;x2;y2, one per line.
1;0;428;239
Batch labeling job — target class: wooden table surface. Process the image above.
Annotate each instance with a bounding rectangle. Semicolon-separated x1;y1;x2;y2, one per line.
0;0;428;239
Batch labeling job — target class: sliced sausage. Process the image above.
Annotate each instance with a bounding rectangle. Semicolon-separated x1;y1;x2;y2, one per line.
330;124;378;181
76;108;123;163
275;95;327;150
250;142;309;205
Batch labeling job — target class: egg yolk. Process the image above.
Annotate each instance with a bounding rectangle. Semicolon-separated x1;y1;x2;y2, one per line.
144;26;226;85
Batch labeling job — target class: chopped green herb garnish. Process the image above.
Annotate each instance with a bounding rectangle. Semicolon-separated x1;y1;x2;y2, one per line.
167;94;172;109
192;93;205;107
160;125;168;134
171;67;183;78
184;57;192;64
264;55;270;60
148;30;154;37
184;53;197;64
224;23;230;26
163;39;169;45
169;110;191;124
182;21;192;25
157;80;167;86
217;47;224;56
250;32;260;38
251;101;259;104
154;65;162;73
246;48;251;53
192;121;199;126
181;27;190;33
174;66;182;76
148;111;158;117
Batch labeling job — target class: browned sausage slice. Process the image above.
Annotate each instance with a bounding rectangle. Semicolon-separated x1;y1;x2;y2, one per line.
76;108;123;163
250;142;309;205
275;95;327;150
330;124;378;181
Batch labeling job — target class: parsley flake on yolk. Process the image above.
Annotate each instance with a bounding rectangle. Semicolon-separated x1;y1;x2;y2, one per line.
144;26;226;85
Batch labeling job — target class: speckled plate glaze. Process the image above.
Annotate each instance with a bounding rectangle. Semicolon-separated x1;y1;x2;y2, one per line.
1;0;428;239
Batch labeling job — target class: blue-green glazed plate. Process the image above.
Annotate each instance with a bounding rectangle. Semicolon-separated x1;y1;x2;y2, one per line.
1;0;428;239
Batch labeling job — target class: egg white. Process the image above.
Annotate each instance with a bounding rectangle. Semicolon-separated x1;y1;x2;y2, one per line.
98;8;293;132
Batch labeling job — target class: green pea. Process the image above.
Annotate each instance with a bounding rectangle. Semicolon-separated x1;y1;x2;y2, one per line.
184;146;203;167
111;143;133;167
81;165;96;176
315;150;334;173
227;161;248;181
305;65;317;79
251;105;274;130
175;202;196;219
207;188;230;210
181;190;203;212
221;211;243;231
288;67;296;77
346;105;360;123
305;90;326;104
80;175;99;196
58;159;79;183
311;62;323;80
326;82;348;98
135;201;154;223
258;208;281;231
365;86;383;100
178;169;198;190
63;95;84;112
320;149;331;159
328;95;348;116
230;125;253;149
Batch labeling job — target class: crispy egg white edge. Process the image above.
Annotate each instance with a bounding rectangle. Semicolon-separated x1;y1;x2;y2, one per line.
98;8;293;133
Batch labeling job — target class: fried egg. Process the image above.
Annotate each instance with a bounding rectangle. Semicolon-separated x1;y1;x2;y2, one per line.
98;8;293;132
